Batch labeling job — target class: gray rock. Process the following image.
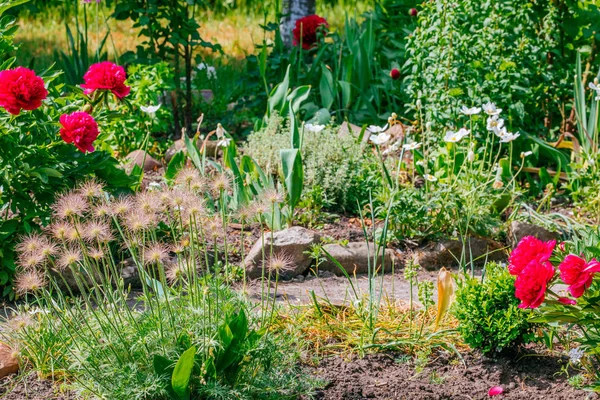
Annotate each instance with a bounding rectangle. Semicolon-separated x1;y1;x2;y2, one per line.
244;226;320;280
412;237;506;271
509;221;559;248
318;242;400;276
125;150;162;172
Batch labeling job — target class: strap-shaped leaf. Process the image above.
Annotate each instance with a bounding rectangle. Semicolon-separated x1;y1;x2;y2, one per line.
172;346;196;400
280;148;303;212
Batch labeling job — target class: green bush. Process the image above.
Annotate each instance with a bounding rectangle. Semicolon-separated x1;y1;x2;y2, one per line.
244;115;366;210
452;263;534;355
404;0;564;138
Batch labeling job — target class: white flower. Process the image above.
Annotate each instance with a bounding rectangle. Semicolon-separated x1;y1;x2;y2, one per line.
486;115;504;131
589;82;600;100
403;142;422;150
460;105;481;116
444;128;469;143
370;132;391;145
148;182;162;191
140;104;161;116
416;160;425;167
367;124;389;134
416;99;422;109
215;123;225;139
217;137;232;148
499;131;520;143
304;123;325;133
520;151;533;158
467;150;475;162
569;348;585;364
423;174;437;182
482;102;502;115
493;126;507;138
198;63;217;79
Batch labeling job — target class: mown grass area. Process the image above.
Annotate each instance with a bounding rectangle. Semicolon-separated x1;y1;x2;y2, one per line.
14;1;372;71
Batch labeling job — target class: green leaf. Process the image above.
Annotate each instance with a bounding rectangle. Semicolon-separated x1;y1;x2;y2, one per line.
0;0;29;16
184;135;203;172
268;65;290;118
165;151;186;180
280;148;303;213
319;65;335;109
172;346;196;400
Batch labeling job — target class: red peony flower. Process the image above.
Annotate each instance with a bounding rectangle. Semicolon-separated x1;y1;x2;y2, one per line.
508;236;556;276
292;15;328;50
0;67;48;115
81;61;130;100
59;111;99;153
390;68;401;80
514;261;555;309
559;254;594;298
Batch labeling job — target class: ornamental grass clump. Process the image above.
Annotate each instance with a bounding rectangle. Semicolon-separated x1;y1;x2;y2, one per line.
3;175;318;399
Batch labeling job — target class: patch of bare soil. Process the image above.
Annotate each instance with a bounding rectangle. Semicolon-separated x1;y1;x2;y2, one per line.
310;349;595;400
0;372;75;400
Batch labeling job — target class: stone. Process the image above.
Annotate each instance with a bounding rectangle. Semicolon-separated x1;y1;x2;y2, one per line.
125;150;162;172
317;242;400;275
0;344;19;378
244;227;321;280
508;221;559;248
412;237;505;271
338;121;364;140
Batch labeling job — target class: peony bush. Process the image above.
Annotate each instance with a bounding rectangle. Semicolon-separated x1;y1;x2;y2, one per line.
0;59;134;297
509;233;600;389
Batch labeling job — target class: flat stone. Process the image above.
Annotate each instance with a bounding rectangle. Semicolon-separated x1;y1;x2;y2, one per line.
125;150;162;172
244;227;320;280
412;237;505;271
508;221;559;248
0;344;18;378
318;242;400;275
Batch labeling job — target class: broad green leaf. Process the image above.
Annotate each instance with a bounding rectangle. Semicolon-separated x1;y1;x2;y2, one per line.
280;148;303;212
165;151;186;180
319;65;335;109
172;346;196;400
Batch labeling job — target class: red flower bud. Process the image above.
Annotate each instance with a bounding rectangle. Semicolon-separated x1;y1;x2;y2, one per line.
409;8;418;17
390;68;401;80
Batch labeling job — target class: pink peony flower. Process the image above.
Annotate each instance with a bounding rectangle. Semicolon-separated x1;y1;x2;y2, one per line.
390;68;401;80
559;254;594;298
508;236;556;276
59;111;99;153
514;261;555;309
0;67;48;115
557;297;577;305
488;386;503;396
292;15;328;50
81;61;130;100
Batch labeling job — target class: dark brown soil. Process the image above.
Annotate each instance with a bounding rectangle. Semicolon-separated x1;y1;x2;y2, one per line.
0;372;75;400
311;350;595;400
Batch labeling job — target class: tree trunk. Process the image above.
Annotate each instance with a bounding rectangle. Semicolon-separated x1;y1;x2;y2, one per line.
280;0;316;48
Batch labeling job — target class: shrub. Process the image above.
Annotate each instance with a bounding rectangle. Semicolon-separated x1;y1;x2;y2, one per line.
244;114;366;210
452;262;534;355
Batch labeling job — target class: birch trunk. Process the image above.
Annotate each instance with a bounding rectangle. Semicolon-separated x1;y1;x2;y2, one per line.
280;0;316;47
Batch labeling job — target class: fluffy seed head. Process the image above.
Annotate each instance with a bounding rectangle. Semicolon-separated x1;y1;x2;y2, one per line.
78;179;105;199
175;168;201;187
7;314;33;331
81;221;113;243
17;253;45;270
263;188;284;204
15;233;46;255
56;248;82;271
14;270;47;295
52;192;88;219
268;253;293;273
111;197;134;216
46;222;73;241
92;204;112;218
143;243;170;265
166;263;187;284
88;247;105;260
124;210;157;233
210;173;231;194
135;191;160;214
